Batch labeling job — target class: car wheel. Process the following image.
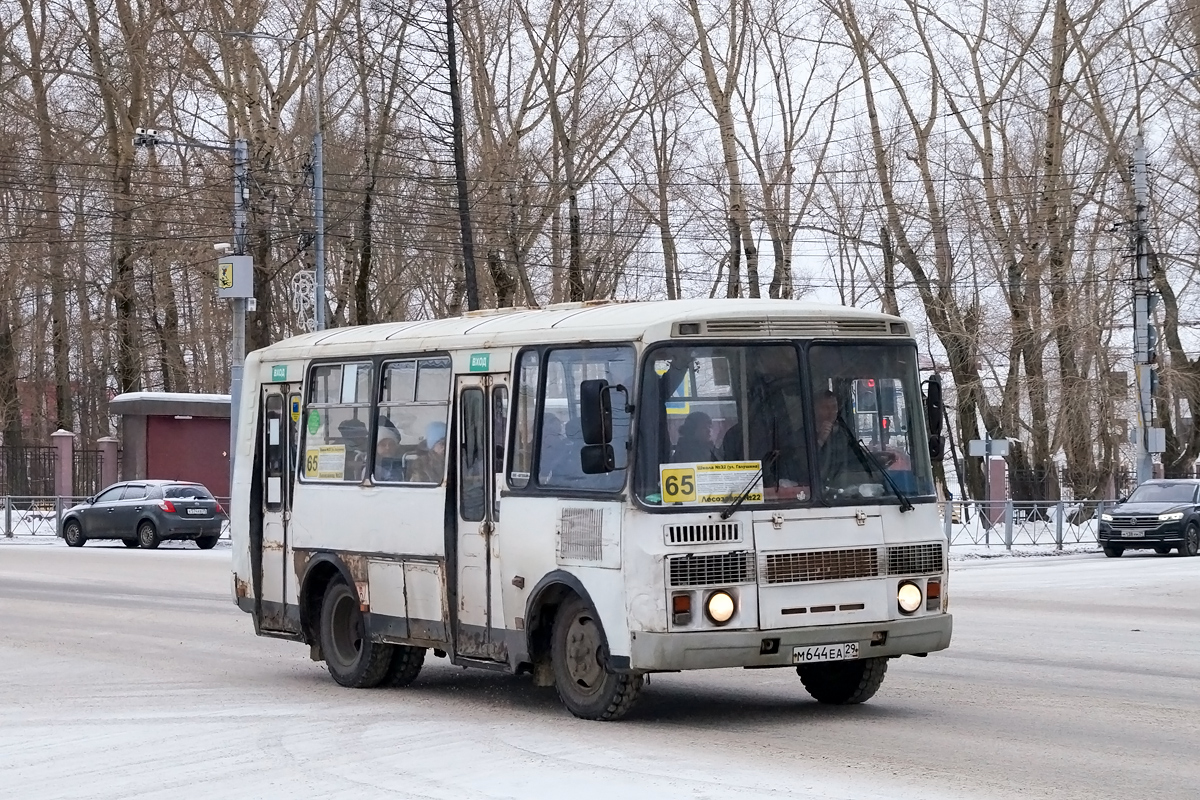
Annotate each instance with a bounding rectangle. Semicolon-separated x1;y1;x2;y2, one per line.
137;520;160;549
1103;545;1124;558
551;595;643;721
63;520;85;548
797;656;888;705
1181;524;1200;557
319;580;393;688
195;535;219;550
1154;545;1172;555
384;645;426;687
122;539;140;548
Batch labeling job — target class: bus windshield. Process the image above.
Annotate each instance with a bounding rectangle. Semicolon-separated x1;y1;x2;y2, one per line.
635;342;934;508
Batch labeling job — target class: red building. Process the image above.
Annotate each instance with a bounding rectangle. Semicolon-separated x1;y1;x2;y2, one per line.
108;393;231;498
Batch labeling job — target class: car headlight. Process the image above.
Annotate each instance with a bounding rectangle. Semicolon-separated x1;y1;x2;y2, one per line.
705;590;736;625
897;581;923;614
1158;512;1184;521
1100;513;1113;522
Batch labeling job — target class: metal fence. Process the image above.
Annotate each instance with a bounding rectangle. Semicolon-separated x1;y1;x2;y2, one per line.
72;450;105;496
942;500;1103;549
0;447;57;496
2;495;232;539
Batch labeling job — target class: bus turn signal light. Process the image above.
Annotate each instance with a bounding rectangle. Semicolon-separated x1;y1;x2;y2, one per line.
926;579;941;611
672;594;692;626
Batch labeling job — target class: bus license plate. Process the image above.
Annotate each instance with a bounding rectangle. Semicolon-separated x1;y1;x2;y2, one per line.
793;642;859;664
1120;530;1145;538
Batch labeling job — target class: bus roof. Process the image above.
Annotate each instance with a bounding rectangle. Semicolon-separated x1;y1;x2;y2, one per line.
251;298;909;359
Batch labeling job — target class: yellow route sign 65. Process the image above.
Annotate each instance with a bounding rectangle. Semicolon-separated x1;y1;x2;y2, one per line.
661;467;696;503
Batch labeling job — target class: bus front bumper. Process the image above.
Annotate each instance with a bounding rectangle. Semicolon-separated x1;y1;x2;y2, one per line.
628;613;952;672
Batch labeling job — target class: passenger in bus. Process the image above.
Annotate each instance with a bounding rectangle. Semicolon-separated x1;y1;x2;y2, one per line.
409;421;447;483
338;418;371;480
720;355;807;488
374;432;405;482
540;414;582;482
672;411;720;463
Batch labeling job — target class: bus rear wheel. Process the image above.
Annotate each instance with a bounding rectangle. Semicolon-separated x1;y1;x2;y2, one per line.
384;645;426;687
551;595;642;721
797;656;888;705
319;580;392;688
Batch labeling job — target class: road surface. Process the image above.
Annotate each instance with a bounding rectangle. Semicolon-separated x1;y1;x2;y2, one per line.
1;542;1197;799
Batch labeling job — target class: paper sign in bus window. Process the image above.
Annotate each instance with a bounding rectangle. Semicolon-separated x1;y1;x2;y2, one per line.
305;445;346;480
659;461;763;505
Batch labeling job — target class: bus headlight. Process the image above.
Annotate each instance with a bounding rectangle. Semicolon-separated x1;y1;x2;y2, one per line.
705;590;736;624
897;582;922;614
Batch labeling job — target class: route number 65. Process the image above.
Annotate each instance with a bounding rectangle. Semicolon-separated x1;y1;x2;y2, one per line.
661;467;697;503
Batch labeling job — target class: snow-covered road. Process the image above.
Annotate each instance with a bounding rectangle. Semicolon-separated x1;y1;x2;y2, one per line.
1;543;1197;799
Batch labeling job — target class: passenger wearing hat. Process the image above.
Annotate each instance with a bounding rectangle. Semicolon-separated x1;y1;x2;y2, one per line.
410;420;447;483
374;429;404;482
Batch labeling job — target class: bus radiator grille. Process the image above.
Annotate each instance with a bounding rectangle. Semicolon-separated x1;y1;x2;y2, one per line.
664;522;741;545
761;548;879;585
885;543;944;576
667;551;756;587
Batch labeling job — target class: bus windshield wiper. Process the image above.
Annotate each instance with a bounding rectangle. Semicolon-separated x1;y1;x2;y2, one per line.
720;450;779;520
835;415;914;512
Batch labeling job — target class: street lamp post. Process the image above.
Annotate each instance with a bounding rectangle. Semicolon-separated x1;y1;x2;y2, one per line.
227;29;326;330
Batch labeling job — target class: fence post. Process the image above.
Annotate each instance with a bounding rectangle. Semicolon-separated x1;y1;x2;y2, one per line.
50;429;74;498
1004;499;1014;550
944;501;953;543
55;496;64;537
4;496;10;538
1096;500;1104;547
1055;501;1064;550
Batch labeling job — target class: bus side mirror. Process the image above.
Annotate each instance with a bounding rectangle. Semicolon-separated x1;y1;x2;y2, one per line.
925;373;945;460
580;379;613;445
580;444;616;474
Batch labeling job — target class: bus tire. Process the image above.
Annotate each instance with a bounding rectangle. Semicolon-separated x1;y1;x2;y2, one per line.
319;579;392;688
798;656;888;705
551;595;642;721
384;645;426;687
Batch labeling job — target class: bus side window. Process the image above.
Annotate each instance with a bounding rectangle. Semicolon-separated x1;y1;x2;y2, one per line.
460;388;486;522
303;362;373;482
509;351;539;489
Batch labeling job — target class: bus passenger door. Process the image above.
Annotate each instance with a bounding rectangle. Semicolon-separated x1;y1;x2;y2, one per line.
258;385;297;632
454;375;506;662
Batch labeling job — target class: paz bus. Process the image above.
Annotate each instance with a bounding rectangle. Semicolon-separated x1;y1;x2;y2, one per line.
230;299;952;720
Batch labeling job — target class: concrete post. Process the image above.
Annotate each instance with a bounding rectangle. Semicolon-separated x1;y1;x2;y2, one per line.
50;429;74;498
4;496;10;538
97;436;119;489
943;501;952;543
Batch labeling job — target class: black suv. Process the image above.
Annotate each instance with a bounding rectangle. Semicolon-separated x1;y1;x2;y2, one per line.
1097;479;1200;558
61;481;225;549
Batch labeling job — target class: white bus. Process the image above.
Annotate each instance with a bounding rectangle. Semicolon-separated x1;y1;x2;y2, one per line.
231;299;952;720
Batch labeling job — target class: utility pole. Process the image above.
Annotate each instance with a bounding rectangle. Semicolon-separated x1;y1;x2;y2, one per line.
311;48;326;330
446;0;480;311
230;138;249;494
1131;136;1162;484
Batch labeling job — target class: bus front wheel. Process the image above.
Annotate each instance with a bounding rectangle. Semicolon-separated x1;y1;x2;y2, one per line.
319;580;393;688
551;595;642;721
797;656;888;704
